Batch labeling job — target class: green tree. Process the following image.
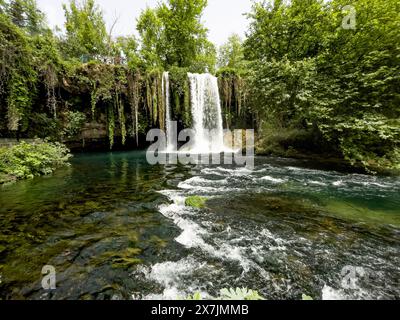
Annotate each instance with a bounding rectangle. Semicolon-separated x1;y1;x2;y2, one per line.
5;0;45;34
157;0;212;71
192;39;216;74
246;0;400;172
113;35;140;68
136;7;163;68
0;12;37;132
62;0;107;60
0;0;5;13
0;1;63;134
136;0;215;72
218;34;245;70
245;0;328;61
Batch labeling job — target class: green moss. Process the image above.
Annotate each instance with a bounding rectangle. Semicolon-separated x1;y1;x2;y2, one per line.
183;78;192;128
148;236;168;249
107;104;115;149
109;248;142;269
185;196;207;209
112;257;142;268
169;66;193;128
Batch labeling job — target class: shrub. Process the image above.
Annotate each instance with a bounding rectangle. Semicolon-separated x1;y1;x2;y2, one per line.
63;111;86;139
0;140;72;184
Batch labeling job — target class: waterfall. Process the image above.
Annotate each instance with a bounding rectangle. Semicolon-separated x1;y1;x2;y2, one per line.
162;72;174;151
188;73;225;153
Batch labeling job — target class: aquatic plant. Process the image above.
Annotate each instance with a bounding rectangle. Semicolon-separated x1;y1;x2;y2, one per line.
184;289;313;301
185;196;207;209
184;288;265;301
219;288;265;301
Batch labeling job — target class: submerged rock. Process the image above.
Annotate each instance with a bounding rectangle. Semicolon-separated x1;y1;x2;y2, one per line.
185;196;207;209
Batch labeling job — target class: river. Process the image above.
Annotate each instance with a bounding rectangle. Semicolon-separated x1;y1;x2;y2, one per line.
0;151;399;300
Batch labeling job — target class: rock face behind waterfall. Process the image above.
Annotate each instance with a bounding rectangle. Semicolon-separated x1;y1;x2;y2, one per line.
187;73;225;153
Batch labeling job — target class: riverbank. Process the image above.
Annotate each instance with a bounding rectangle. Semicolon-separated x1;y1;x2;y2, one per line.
255;149;400;177
0;136;397;188
0;141;72;185
255;131;400;176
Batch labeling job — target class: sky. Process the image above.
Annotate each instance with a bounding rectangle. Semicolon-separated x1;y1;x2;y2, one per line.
36;0;254;47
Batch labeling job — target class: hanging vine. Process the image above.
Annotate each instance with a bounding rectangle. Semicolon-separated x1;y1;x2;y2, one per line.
115;66;127;146
90;81;98;119
115;89;126;146
107;103;115;149
145;77;153;124
217;69;248;129
127;71;141;146
169;67;192;128
43;65;58;118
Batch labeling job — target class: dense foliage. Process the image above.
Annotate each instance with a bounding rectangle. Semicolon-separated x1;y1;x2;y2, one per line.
0;0;398;173
62;0;108;59
0;140;71;183
0;0;216;151
244;0;400;172
136;0;216;72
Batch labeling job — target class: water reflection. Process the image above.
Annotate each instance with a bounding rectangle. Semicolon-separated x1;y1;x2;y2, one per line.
0;151;399;300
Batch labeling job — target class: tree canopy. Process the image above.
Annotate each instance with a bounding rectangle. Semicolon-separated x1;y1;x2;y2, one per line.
218;34;246;70
62;0;108;59
245;0;400;171
136;0;215;72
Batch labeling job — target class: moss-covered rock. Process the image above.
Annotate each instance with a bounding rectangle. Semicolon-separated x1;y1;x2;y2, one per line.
185;196;207;208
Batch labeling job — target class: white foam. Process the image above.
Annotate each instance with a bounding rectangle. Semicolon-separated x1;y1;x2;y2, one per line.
260;228;288;247
159;202;208;248
261;176;287;184
142;257;204;300
308;180;328;186
201;167;253;177
322;285;345;300
321;285;372;300
269;246;287;251
157;190;271;280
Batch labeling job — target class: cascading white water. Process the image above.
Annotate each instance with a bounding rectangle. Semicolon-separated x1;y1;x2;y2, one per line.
162;72;174;151
188;73;225;153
